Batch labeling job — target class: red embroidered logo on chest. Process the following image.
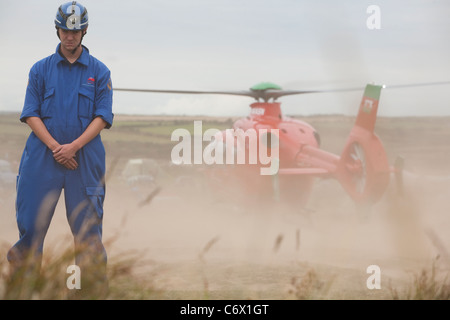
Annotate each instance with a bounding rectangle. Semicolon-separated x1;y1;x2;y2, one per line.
87;77;95;85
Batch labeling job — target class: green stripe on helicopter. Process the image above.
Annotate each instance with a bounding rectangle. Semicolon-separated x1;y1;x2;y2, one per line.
363;84;383;100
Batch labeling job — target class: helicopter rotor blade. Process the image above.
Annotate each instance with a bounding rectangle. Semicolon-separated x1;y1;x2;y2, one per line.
114;86;368;102
269;80;450;100
114;81;450;102
255;81;450;101
382;80;450;89
114;87;259;99
267;86;367;100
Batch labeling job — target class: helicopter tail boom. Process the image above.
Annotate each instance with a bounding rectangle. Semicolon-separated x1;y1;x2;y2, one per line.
277;84;391;204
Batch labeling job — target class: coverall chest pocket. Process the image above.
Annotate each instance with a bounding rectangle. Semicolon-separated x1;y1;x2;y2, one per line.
41;87;55;119
78;86;95;119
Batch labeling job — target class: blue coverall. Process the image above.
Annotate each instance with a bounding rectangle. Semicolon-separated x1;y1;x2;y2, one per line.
7;44;113;275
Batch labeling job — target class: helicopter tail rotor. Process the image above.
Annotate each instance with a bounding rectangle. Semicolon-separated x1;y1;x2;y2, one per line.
336;84;390;205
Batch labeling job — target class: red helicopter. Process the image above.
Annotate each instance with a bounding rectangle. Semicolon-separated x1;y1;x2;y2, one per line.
114;81;450;209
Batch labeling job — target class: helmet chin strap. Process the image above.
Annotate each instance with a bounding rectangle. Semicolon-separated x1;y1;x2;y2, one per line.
71;30;86;54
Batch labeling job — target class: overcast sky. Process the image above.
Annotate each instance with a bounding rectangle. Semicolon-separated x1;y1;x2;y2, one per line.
0;0;449;117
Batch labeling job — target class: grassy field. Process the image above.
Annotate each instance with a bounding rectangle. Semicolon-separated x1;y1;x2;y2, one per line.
1;112;450;300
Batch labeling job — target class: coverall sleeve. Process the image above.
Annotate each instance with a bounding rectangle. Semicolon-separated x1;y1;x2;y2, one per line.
94;67;114;129
20;64;43;123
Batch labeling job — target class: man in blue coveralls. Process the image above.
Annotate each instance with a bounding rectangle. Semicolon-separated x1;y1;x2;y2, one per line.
7;1;113;296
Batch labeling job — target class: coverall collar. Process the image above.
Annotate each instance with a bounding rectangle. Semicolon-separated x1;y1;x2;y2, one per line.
55;43;90;66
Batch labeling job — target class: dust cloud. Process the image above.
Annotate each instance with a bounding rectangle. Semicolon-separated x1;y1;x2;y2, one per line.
1;115;449;299
99;161;450;298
